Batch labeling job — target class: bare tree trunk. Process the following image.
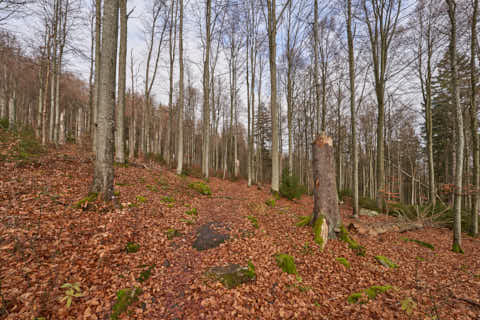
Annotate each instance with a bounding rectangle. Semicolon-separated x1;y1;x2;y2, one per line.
446;0;464;253
313;0;321;134
470;0;479;237
311;134;341;238
91;0;118;201
93;0;101;152
202;0;211;179
347;0;359;218
8;89;15;130
115;0;127;163
176;0;184;175
266;0;287;193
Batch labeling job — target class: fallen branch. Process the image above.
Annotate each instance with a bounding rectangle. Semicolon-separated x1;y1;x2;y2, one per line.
348;220;424;236
452;296;480;308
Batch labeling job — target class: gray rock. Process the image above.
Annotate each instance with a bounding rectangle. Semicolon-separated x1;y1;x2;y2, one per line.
206;263;256;288
193;222;229;250
359;208;379;217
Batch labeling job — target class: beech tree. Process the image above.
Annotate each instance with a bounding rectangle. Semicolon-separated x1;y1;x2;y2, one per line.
91;0;118;200
362;0;402;210
445;0;464;253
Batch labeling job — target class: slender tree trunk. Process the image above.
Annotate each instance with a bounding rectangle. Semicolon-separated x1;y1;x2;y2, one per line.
202;0;211;179
91;0;119;201
93;0;102;152
470;0;479;237
115;0;127;163
446;0;464;253
266;0;280;193
347;0;359;218
8;89;15;130
176;0;184;175
313;0;321;134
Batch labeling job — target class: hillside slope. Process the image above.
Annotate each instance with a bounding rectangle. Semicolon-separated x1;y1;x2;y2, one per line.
0;133;479;319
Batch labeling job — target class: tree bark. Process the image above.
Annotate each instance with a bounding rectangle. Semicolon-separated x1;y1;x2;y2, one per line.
91;0;118;201
312;134;341;238
470;0;479;237
202;0;211;179
115;0;127;163
176;0;184;175
446;0;464;253
93;0;102;153
347;0;359;218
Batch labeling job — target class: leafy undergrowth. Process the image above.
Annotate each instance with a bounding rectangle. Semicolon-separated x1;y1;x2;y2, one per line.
0;137;479;319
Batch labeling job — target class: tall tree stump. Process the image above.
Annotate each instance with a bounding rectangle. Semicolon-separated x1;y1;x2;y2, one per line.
312;134;341;238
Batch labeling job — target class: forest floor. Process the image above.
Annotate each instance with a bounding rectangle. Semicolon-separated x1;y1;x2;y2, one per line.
1;129;480;320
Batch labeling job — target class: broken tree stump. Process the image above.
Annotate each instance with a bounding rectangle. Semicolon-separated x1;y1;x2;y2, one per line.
312;134;341;239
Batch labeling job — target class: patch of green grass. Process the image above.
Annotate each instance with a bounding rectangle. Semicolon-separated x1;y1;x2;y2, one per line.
188;181;211;195
336;257;350;268
296;215;312;227
137;265;154;283
339;225;366;256
401;238;435;250
247;215;259;229
114;190;120;197
347;292;365;304
111;287;142;320
73;192;98;209
165;228;181;240
265;198;276;207
347;285;393;304
136;195;146;203
161;196;175;203
146;184;159;192
180;218;195;225
275;253;297;275
185;208;198;216
375;255;398;268
125;242;140;253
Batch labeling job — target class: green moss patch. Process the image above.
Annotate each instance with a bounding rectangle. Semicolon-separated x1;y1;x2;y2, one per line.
313;216;325;247
347;285;393;304
180;218;195;225
125;242;140;253
336;257;350;268
111;287;142;320
165;229;181;240
296;215;312;227
161;196;175;203
136;195;146;203
452;242;464;254
206;262;256;289
401;238;435;250
188;181;211;195
146;184;159;192
339;225;366;256
347;292;365;304
247;215;259;229
275;253;297;274
73;192;98;209
265;198;276;207
185;208;198;216
375;255;398;268
137;265;154;283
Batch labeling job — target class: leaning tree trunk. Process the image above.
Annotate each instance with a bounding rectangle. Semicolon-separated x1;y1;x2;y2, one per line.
91;0;118;201
311;134;341;238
